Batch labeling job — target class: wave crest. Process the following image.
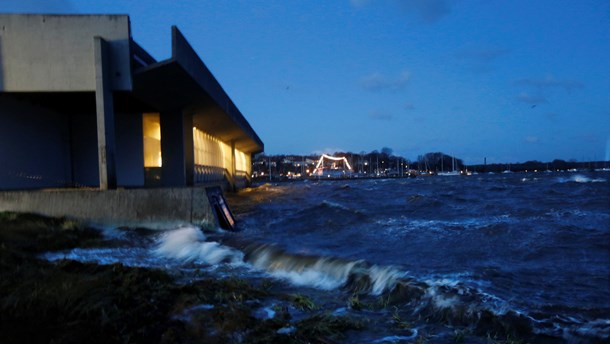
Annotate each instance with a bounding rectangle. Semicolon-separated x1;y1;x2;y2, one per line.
557;174;607;183
154;226;243;265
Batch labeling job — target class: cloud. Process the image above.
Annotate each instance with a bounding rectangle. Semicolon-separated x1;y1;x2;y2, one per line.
311;147;347;155
514;76;584;92
570;133;601;144
349;0;370;7
515;92;547;105
524;136;540;144
454;47;509;72
403;0;451;22
350;0;452;23
412;115;426;123
545;112;559;121
360;71;410;92
456;48;509;62
514;75;583;106
368;110;394;121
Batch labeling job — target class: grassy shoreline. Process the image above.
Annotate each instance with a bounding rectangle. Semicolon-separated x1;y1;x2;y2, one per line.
0;212;365;344
1;212;552;343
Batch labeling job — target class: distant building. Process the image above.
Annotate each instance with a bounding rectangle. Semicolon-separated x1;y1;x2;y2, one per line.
0;14;264;227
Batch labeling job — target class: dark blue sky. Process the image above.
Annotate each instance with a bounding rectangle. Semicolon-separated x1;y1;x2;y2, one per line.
4;0;609;164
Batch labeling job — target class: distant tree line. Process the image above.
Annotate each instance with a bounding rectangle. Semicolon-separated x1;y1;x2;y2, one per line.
252;147;413;179
252;149;608;180
415;152;464;173
469;159;609;173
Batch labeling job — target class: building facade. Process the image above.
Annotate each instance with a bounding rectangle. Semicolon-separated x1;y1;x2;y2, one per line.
0;14;263;192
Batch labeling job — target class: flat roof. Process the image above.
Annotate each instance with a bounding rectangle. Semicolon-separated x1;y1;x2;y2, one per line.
132;27;263;154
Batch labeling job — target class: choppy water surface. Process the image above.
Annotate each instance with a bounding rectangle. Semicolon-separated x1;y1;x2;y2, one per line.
45;172;610;342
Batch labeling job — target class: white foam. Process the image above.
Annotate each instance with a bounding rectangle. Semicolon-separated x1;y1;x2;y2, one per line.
276;326;296;335
557;174;607;183
255;257;361;290
573;174;606;183
573;318;610;340
253;306;276;320
154;226;244;265
368;265;406;295
373;330;418;342
42;247;154;267
321;200;350;211
246;244;407;293
425;286;461;309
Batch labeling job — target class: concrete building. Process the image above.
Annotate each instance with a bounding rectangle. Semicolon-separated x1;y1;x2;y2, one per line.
0;14;263;228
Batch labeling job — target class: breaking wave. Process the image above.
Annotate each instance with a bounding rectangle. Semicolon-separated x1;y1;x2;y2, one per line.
154;229;609;342
243;243;406;293
153;226;244;265
44;222;610;342
557;174;607;183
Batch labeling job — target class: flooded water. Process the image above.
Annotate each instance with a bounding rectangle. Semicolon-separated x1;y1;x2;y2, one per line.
44;172;610;343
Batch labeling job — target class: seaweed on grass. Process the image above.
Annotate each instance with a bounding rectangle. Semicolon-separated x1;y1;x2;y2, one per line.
0;212;185;343
0;212;370;344
288;293;318;311
0;258;185;343
0;211;103;253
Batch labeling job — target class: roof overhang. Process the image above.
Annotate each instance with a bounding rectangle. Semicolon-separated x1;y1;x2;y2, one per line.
132;27;263;154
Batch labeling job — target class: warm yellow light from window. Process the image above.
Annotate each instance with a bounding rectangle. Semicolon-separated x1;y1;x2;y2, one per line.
192;127;251;174
193;127;232;170
143;113;162;167
234;149;251;173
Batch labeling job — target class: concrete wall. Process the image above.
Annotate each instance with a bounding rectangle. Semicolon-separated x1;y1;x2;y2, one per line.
69;111;99;187
115;111;144;187
0;95;72;190
0;94;146;189
0;14;132;91
0;187;217;229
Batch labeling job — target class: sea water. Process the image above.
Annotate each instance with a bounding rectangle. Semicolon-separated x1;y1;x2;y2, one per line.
44;172;610;342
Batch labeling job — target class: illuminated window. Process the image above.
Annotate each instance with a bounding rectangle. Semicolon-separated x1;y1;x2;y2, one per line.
235;149;251;173
193;127;231;169
143;113;162;167
192;127;251;174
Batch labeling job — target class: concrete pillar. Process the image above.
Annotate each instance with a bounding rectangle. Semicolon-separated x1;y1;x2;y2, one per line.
94;36;117;190
183;113;194;186
160;110;194;186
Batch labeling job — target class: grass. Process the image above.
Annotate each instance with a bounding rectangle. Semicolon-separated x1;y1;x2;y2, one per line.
0;211;371;343
288;293;318;311
294;313;367;342
0;211;541;343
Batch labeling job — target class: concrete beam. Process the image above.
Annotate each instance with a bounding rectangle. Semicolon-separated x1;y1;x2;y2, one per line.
94;36;117;190
171;26;263;153
231;140;237;191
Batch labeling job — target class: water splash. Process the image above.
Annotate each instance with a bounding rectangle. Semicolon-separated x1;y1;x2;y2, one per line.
571;174;606;183
41;223;608;342
43;247;155;267
151;228;606;342
556;174;607;183
154;226;243;265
